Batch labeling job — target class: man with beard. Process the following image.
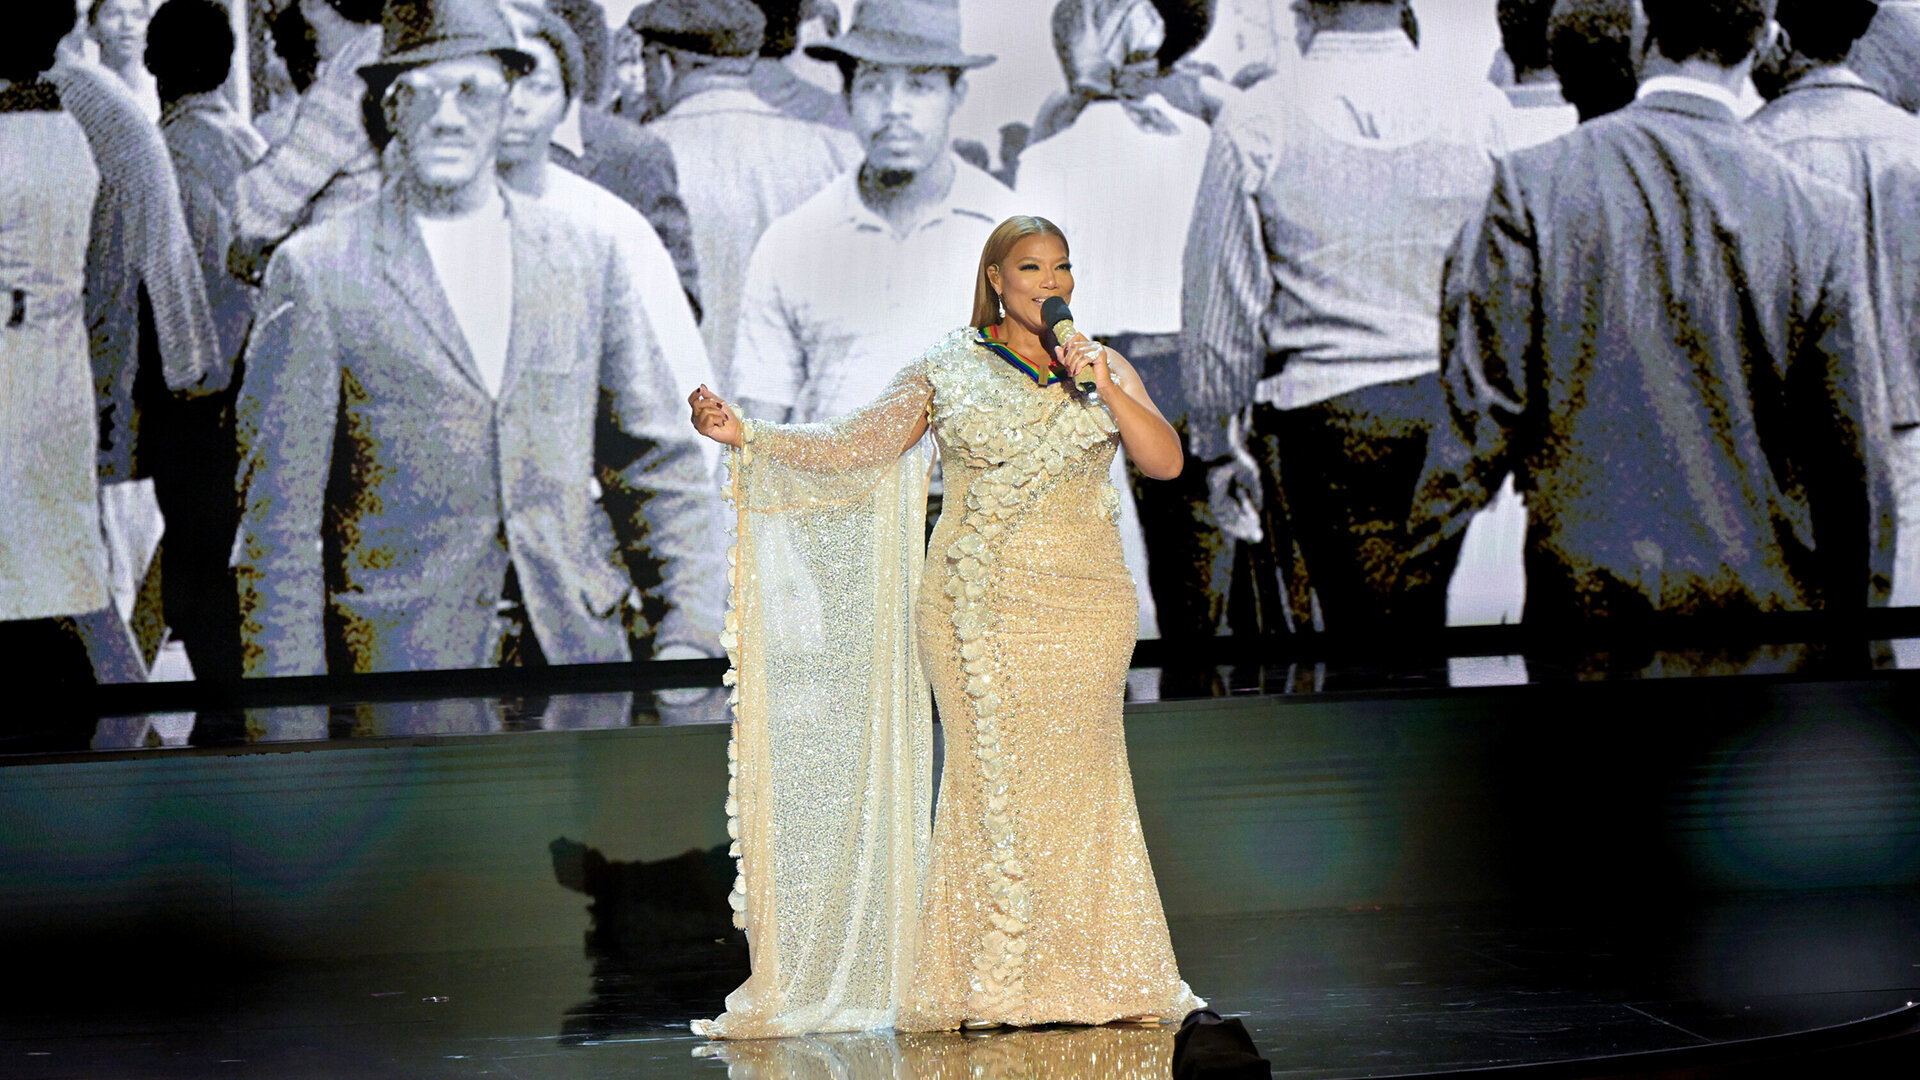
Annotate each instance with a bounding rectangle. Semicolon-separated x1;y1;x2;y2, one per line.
236;0;720;676
731;0;1019;427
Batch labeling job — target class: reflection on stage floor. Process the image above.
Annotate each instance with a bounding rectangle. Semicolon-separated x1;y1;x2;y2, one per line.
4;669;1917;1077
4;893;1917;1078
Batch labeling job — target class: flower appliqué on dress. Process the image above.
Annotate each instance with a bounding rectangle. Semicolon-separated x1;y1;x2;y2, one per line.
719;407;756;932
928;339;1119;1018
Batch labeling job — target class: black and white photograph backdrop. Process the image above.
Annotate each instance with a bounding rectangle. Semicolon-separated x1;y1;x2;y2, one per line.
4;0;1917;690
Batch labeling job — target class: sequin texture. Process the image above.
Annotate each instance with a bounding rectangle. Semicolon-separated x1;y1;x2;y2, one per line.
697;329;1199;1038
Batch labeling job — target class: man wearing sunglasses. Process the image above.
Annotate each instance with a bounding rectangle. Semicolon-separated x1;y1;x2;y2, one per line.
234;0;722;678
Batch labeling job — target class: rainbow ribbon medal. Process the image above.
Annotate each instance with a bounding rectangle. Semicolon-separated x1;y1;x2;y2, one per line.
977;325;1058;386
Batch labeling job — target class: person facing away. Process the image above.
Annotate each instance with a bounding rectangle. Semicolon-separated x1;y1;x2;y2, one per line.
1403;0;1896;626
149;0;266;369
257;0;322;143
1446;0;1584;631
495;0;728;653
0;0;117;683
142;0;270;680
1180;0;1514;634
631;0;859;388
1850;0;1920;113
1498;0;1582;145
46;0;225;681
88;0;159;122
1547;0;1646;121
686;215;1200;1037
731;0;1021;427
544;0;706;322
227;0;385;285
1013;0;1214;647
1749;0;1920;607
234;0;722;677
745;0;853;130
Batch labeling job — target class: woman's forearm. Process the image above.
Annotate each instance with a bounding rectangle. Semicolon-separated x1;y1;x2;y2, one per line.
1104;386;1183;480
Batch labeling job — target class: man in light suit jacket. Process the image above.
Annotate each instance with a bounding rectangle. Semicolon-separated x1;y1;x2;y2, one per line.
1405;0;1896;626
236;0;724;677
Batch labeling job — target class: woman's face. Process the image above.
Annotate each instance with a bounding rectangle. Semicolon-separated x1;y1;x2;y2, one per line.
988;233;1074;333
90;0;151;70
612;29;648;105
499;35;567;168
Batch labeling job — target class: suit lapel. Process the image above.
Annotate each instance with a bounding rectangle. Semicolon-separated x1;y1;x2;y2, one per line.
376;189;491;395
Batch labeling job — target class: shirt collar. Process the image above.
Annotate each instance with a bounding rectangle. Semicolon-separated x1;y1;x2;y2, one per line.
1780;65;1880;96
662;82;769;119
550;99;585;158
1303;29;1417;62
1506;80;1569;110
1636;74;1743;115
835;154;1008;234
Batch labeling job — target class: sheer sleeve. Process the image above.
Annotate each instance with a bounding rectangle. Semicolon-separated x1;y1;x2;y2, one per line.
734;357;935;493
695;355;937;1039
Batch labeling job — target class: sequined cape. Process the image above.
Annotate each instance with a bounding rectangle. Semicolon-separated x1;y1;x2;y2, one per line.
696;329;1201;1037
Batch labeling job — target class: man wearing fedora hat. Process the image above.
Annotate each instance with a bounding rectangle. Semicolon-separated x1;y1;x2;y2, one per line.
631;0;859;390
731;0;1021;430
234;0;724;677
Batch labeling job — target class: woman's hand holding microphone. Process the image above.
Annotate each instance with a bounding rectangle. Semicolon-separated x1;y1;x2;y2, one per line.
1053;332;1114;394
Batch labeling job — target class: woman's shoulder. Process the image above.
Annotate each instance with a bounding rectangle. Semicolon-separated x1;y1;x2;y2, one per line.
921;326;990;370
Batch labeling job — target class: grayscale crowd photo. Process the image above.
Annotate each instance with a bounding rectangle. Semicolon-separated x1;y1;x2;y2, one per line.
4;0;1917;701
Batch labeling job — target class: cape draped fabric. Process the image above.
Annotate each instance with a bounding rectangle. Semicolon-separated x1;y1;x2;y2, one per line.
696;362;938;1038
697;330;1200;1038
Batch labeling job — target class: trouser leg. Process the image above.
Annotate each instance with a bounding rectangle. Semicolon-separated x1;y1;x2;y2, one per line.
1261;374;1447;632
1891;424;1920;609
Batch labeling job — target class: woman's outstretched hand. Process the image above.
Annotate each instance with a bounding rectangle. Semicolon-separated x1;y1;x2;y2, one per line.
689;385;745;448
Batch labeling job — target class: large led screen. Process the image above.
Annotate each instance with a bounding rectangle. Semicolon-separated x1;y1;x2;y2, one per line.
5;0;1913;686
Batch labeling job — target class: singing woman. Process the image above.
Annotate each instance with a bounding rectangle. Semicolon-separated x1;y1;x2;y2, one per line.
687;215;1202;1037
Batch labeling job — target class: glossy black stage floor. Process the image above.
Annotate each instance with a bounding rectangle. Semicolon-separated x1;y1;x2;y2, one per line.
4;633;1920;1079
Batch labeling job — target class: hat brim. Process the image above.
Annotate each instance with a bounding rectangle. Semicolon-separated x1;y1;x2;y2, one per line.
804;38;994;70
360;45;538;86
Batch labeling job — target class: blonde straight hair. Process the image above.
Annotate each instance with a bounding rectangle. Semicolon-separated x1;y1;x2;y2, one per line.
971;215;1070;329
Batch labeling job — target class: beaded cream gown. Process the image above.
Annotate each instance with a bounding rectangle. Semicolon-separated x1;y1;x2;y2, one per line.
694;329;1201;1038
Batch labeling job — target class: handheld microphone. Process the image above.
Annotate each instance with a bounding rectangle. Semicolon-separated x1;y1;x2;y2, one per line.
1040;296;1099;395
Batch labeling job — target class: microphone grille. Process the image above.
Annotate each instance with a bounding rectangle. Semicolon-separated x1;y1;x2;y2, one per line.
1041;296;1073;326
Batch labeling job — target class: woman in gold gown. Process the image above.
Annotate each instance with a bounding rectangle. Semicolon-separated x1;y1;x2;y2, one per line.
688;216;1203;1038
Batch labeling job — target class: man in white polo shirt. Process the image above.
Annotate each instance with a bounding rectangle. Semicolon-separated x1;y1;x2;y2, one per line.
730;0;1020;426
